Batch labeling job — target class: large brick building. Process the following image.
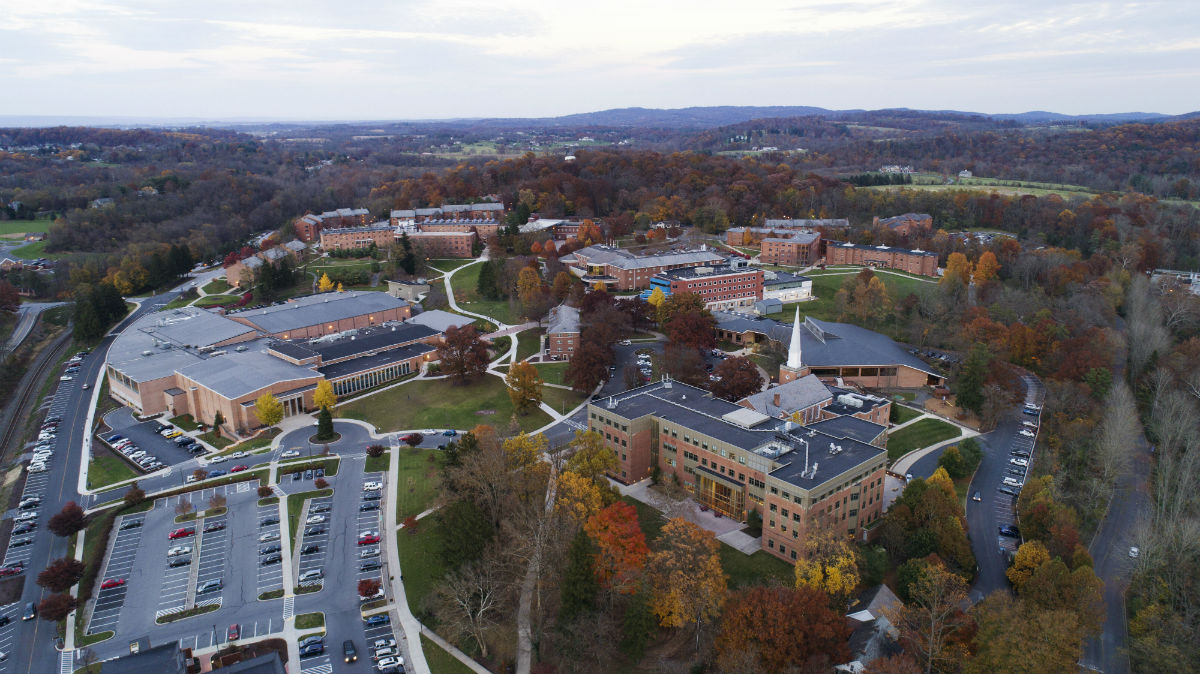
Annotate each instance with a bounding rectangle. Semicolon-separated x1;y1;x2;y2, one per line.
649;260;764;311
873;213;933;237
408;231;477;258
294;208;372;242
825;242;939;277
562;245;725;290
546;304;580;360
760;231;822;266
726;220;836;266
319;223;395;251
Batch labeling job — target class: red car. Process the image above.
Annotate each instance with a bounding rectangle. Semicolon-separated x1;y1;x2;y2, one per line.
0;567;22;577
168;528;195;540
230;465;248;473
357;535;380;546
100;578;126;589
227;623;240;641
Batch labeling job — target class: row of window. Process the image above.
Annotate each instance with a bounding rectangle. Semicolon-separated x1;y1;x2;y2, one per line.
331;360;411;396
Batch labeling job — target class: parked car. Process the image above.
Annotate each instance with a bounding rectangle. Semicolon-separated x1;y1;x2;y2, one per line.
306;515;326;525
301;544;320;555
230;465;248;473
298;569;323;583
168;527;195;540
227;624;240;641
1019;429;1035;437
167;545;192;557
364;614;390;627
204;521;226;533
197;579;222;593
259;516;279;527
442;429;457;437
304;526;325;536
168;556;191;568
119;519;143;530
299;635;324;649
100;578;126;590
280;450;300;459
358;535;381;546
299;643;324;658
208;470;226;478
259;532;280;543
363;481;383;491
360;502;380;512
360;560;382;572
1010;458;1029;467
999;525;1020;538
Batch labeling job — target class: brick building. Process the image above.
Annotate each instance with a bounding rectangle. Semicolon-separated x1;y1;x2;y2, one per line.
408;231;477;258
546;304;580;360
825;242;939;277
563;245;725;290
873;213;933;237
649;260;764;311
294;208;372;242
318;223;395;251
760;230;822;265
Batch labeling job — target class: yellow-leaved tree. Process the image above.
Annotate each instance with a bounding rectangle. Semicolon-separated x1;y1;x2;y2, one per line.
646;287;667;307
1006;540;1051;590
794;530;861;609
972;250;1001;284
505;361;544;415
942;252;971;286
254;393;284;428
313;379;337;412
647;518;728;651
554;471;604;527
317;272;335;292
564;430;618;483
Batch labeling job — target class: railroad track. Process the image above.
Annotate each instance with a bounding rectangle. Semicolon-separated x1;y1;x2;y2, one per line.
0;327;73;461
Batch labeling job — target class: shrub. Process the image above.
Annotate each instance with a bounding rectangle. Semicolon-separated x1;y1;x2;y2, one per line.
48;502;87;537
314;477;329;489
366;444;386;458
38;593;77;621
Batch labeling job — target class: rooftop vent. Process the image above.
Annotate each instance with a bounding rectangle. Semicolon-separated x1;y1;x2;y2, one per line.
606;396;617;410
141;350;153;356
235;345;248;352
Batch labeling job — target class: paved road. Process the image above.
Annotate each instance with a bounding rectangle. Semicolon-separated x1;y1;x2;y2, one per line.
2;302;66;355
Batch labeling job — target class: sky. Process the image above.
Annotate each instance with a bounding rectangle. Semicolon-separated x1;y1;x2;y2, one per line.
1;0;1197;120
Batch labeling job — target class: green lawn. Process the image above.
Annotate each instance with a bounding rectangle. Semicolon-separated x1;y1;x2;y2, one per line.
169;414;200;431
161;296;194;310
295;612;324;630
365;450;389;474
287;488;333;546
533;362;569;386
0;219;53;236
449;262;522;325
394;448;442;520
213;428;281;458
516;329;546;361
86;455;139;490
762;269;935;329
396;524;442;617
428;259;474;273
193;294;242;307
421;635;474;674
11;240;67;260
886;418;962;462
198;431;233;449
541;386;588;417
201;278;230;294
339;376;552;434
890;405;922;425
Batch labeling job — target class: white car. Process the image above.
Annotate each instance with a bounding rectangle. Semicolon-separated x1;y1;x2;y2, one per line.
422;429;437;435
230;451;246;460
372;639;397;651
1129;546;1140;558
359;530;379;539
376;656;403;670
280;450;300;459
15;512;38;523
258;532;280;543
1022;421;1038;428
306;515;326;525
373;646;398;660
208;455;228;464
363;482;383;491
1010;458;1029;467
1019;429;1035;437
27;464;47;473
59;375;73;381
1002;478;1024;488
298;569;323;582
167;545;192;557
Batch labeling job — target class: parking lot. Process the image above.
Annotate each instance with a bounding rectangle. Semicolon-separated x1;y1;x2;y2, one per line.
86;512;147;635
255;502;284;598
295;494;333;591
992;374;1043;556
102;408;203;469
0;603;22;672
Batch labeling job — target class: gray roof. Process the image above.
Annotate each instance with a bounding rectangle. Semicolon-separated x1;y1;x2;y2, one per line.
261;247;288;262
877;213;931;228
762;218;848;228
269;341;318;361
408;309;472;333
319;207;370;219
755;298;782;314
232;292;411;335
241;256;264;269
762;231;821;244
714;312;939;376
656;264;761;281
319;222;394;236
177;342;317;399
762;270;811;288
547;304;580;334
390;209;417;218
317;343;435;380
829;241;937;258
740;374;832;417
806;416;887;445
574;245;723;271
108;308;259;383
310;322;438;362
443;202;504;212
99;643;186;674
283;239;306;252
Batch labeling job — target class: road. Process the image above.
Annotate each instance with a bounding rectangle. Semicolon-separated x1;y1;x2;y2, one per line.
2;302;66;355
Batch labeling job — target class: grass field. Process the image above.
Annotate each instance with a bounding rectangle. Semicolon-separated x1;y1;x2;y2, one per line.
394;447;442;520
762;269;935;326
339;376;552;434
86;455;139;490
890;405;923;425
197;431;233;449
201;278;230;294
11;240;67;260
193;294;242;307
0;219;53;236
421;635;473;674
365;450;389;474
295;612;324;630
396;524;442;616
541;386;589;417
533;362;569;386
449;262;523;325
886;418;962;462
427;259;474;273
516;328;545;361
168;414;200;431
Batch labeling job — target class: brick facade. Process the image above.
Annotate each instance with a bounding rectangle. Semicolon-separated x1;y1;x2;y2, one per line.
825;242;939;277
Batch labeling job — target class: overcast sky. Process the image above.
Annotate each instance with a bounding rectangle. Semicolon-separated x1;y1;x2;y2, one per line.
1;0;1197;120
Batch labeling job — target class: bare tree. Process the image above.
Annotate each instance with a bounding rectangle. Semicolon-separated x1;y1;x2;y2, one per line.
885;564;971;674
1126;275;1171;379
1094;381;1140;486
175;500;194;518
436;560;502;659
208;494;227;512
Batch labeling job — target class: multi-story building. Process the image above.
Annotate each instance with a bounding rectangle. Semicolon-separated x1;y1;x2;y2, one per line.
226;240;305;288
294;208;372;241
587;379;888;561
762;270;812;303
648;260;764;311
106;293;433;436
546;304;580;360
873;213;933;237
825;242;939;277
726;220;834;265
415;219;503;241
562;245;725;290
390;202;506;225
319;223;395;251
760;231;822;266
408;231;477;258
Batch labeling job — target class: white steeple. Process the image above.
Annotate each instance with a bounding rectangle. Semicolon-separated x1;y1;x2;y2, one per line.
786;306;803;369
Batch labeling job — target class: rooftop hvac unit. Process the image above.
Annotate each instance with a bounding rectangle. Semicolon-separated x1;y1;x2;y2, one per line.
235;345;248;352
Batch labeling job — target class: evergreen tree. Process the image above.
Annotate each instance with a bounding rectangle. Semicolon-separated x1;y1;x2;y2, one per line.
476;260;499;300
316;405;334;440
560;530;599;622
956;343;990;415
73;300;103;341
398;232;416;275
620;581;656;660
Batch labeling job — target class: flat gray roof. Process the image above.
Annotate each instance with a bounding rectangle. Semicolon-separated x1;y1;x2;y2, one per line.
231;292;411;335
547;304;580;334
177;342;317;399
740;374;832;417
107;308;259;383
574;245;724;271
409;309;473;333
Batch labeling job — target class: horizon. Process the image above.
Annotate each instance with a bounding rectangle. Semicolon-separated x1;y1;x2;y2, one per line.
1;1;1197;120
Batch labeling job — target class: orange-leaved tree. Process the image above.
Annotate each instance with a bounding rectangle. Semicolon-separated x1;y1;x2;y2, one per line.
714;585;850;674
646;517;727;651
584;501;648;596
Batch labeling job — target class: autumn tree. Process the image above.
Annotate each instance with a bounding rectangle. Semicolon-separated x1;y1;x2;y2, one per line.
656;291;706;327
886;562;972;674
505;360;543;415
1006;540;1051;590
584;502;649;596
366;444;386;457
837;268;893;323
437;325;490;383
551;271;573;301
36;558;85;593
965;593;1082;674
358;578;381;599
565;339;610;392
317;272;335;292
516;265;546;318
646;286;666;307
647;518;727;650
714;585;851;674
662;342;707;386
38;594;77;622
212;411;225;437
123;482;145;507
555;471;605;527
257;485;273;498
665;309;717;351
0;279;19;313
942;252;971;286
565;430;618;482
794;530;861;609
710;356;763;400
972;250;1001;284
313;379;337;411
47;502;87;537
254;392;284;428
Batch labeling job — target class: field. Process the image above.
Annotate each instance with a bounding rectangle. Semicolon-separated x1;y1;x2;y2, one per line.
421;635;473;674
86;455;139;490
193;294;242;307
541;386;588;417
448;262;522;326
393;447;442;520
886;418;962;462
0;219;53;236
890;405;923;424
10;240;67;260
427;259;474;273
396;524;441;616
201;278;230;294
762;268;936;325
339;376;552;434
533;362;569;386
515;328;545;361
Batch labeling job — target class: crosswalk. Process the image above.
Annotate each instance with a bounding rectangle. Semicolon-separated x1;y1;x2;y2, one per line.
283;596;294;620
58;649;72;674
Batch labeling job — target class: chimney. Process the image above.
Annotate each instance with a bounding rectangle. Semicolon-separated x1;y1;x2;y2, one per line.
773;393;781;407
